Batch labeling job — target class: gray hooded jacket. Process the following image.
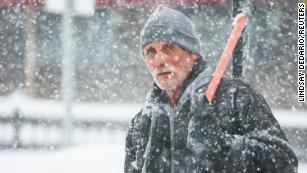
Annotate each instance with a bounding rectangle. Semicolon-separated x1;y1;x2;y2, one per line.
124;58;298;173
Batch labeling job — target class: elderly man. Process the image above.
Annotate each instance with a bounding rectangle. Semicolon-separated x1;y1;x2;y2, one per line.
125;5;297;173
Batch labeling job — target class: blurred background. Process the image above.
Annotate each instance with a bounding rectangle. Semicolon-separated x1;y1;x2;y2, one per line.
0;0;306;172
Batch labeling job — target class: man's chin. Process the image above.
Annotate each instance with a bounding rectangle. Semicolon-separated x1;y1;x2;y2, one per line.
155;81;178;91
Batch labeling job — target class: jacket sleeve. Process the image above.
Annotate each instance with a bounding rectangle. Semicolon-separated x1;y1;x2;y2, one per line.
188;80;298;173
220;83;298;172
124;111;141;173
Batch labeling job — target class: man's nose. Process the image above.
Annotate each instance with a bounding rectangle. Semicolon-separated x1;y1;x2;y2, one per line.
153;51;166;66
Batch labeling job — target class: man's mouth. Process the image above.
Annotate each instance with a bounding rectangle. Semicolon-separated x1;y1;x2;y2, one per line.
157;71;172;76
153;67;175;77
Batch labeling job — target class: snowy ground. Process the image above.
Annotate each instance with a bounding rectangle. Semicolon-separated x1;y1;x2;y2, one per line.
0;140;306;173
0;142;125;173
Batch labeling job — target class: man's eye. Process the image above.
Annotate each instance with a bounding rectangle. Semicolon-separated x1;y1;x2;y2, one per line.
164;44;175;54
146;48;156;57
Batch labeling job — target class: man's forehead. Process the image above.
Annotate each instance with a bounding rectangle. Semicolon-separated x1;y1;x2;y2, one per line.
144;42;178;49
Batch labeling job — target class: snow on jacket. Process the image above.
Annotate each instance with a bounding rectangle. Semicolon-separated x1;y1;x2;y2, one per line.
124;58;298;173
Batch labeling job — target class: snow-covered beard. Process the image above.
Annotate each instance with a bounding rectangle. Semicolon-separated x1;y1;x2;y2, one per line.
152;65;176;77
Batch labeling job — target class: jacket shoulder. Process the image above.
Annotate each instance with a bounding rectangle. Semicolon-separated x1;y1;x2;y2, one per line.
215;78;260;99
128;110;143;129
219;78;252;89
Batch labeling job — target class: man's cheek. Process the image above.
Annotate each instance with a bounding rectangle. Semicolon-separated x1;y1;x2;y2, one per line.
147;64;155;72
165;57;178;66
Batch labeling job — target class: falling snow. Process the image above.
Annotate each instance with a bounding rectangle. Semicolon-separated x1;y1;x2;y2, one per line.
0;0;306;173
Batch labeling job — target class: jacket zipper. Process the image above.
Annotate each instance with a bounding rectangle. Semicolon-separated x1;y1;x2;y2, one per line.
169;107;177;173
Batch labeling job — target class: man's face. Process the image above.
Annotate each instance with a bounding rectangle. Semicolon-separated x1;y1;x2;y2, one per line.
144;42;198;91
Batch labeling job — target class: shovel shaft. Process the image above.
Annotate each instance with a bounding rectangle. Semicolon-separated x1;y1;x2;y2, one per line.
205;14;247;104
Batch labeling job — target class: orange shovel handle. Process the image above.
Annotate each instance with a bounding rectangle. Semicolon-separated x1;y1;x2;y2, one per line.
204;14;248;104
